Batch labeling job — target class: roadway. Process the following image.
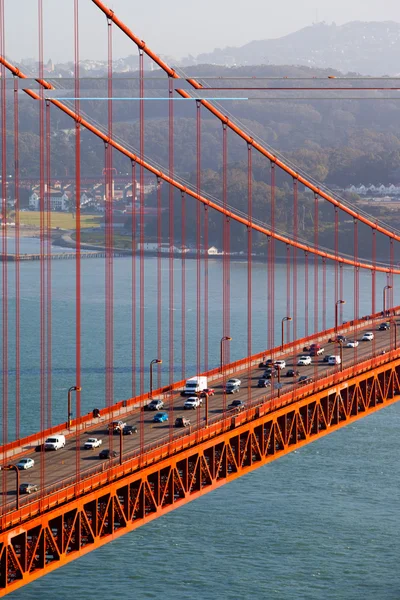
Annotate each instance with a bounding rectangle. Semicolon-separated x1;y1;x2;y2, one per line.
1;318;398;511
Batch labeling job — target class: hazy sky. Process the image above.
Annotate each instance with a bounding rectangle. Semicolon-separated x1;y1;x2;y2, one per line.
5;0;400;63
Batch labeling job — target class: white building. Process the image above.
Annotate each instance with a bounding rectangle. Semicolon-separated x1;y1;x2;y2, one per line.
29;190;69;211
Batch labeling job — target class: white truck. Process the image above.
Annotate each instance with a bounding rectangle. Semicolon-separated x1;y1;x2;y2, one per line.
44;434;66;451
181;376;208;396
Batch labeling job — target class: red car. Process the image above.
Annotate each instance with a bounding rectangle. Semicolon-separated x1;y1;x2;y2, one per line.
199;388;215;397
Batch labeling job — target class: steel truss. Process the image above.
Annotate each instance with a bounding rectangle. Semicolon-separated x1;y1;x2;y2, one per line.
1;358;400;595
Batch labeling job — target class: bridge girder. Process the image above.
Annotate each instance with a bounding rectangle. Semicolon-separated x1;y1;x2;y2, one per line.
1;359;399;595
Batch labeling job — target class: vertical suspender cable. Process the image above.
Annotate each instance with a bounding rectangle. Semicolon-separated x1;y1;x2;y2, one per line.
268;163;275;352
222;123;228;412
322;259;327;332
0;0;8;482
168;75;174;441
292;178;298;343
371;228;376;315
45;100;52;429
14;75;21;439
196;100;201;377
314;194;319;335
74;0;81;474
38;0;46;495
105;17;114;418
353;219;359;363
139;49;145;399
181;191;186;381
304;251;309;337
204;203;209;371
156;174;162;388
247;144;252;401
131;160;137;395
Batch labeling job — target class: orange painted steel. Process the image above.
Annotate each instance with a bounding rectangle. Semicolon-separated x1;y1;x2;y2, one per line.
92;0;400;244
0;56;396;274
1;355;400;595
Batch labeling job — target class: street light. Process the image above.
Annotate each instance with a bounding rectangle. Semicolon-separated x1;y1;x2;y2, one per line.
338;340;344;371
149;359;162;398
390;319;397;350
220;336;232;373
281;317;292;351
203;391;209;427
335;300;346;334
67;386;82;430
5;465;20;510
383;285;392;315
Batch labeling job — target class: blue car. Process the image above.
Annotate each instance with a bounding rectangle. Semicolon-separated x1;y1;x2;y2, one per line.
153;412;168;423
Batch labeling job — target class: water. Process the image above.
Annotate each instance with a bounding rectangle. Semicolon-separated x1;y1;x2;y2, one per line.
3;240;400;599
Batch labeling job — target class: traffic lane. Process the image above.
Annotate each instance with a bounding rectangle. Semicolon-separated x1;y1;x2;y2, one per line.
1;322;396;506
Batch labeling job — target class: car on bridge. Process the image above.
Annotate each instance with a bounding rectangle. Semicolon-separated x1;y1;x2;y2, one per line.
298;375;313;385
84;437;102;449
153;412;168;423
123;425;138;435
108;420;126;432
225;378;241;393
258;358;274;368
228;399;245;412
199;388;215;397
19;483;38;494
297;355;312;366
99;448;117;459
184;397;202;409
286;369;300;377
347;340;359;348
361;332;374;341
175;416;190;427
144;399;164;411
378;322;390;331
263;368;277;378
257;378;271;388
16;458;35;470
274;360;286;370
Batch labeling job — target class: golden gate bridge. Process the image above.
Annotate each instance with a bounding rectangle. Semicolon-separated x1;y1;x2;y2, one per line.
1;0;400;594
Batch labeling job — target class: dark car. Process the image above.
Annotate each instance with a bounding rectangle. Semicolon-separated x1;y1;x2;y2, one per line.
123;425;138;435
302;346;310;352
258;358;274;368
175;417;190;427
19;483;38;494
144;399;164;411
263;368;277;379
379;323;390;331
228;399;245;412
298;375;313;385
286;369;300;377
99;448;117;459
257;378;271;388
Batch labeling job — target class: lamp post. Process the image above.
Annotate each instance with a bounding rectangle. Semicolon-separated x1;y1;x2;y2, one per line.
67;386;81;430
335;300;346;335
149;359;162;398
383;285;392;316
390;319;397;350
5;465;20;510
281;317;292;351
204;391;209;427
338;340;344;371
220;336;232;373
119;427;123;466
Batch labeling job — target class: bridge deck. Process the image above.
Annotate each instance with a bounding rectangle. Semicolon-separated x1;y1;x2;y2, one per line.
1;315;397;514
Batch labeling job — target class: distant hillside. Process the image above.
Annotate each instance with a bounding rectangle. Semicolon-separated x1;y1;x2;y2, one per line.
187;21;400;75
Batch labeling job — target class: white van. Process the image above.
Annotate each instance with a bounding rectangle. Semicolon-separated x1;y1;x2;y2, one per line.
44;434;66;451
328;355;341;365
